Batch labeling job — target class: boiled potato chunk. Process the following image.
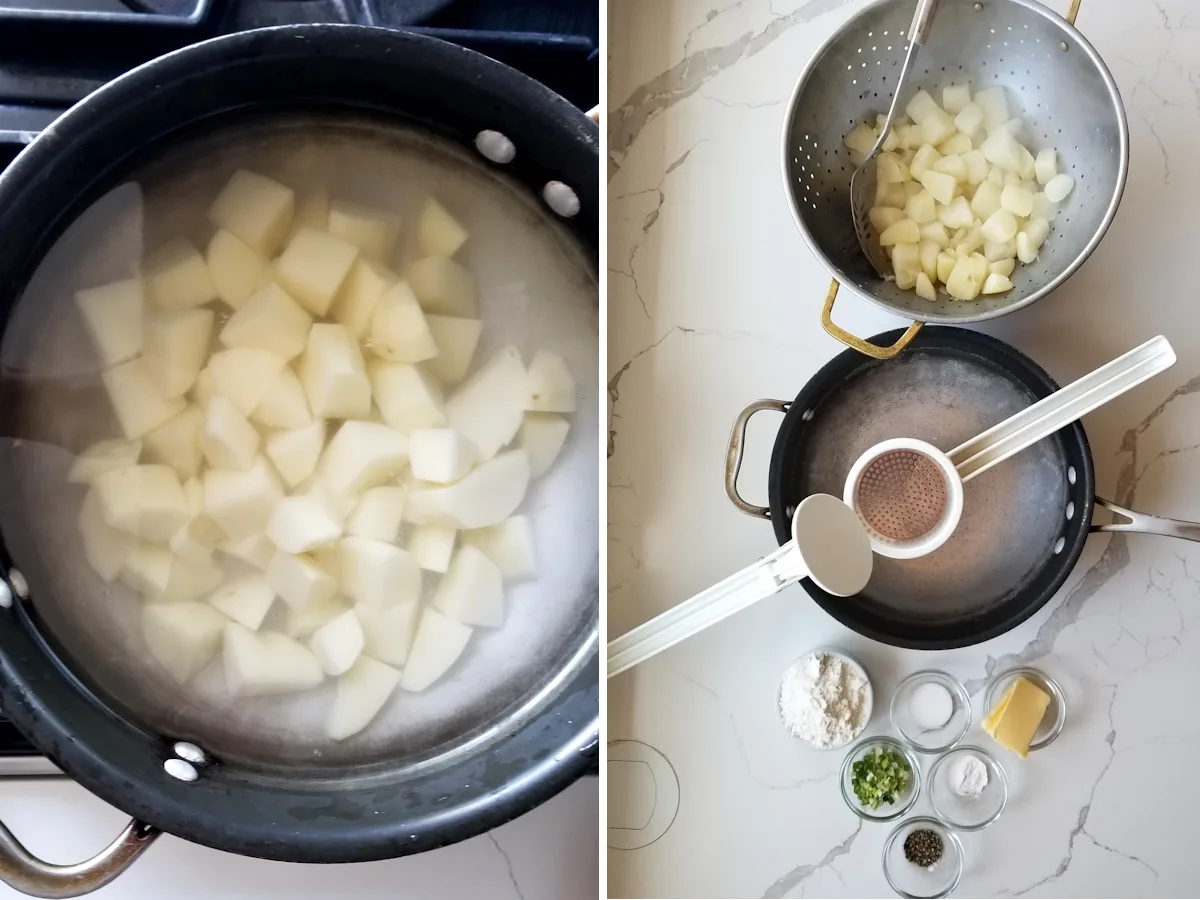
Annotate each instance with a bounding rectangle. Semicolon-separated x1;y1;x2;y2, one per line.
78;490;136;581
462;515;536;580
310;608;365;676
916;169;957;205
327;201;401;261
990;258;1017;277
103;358;188;439
266;549;337;611
920;107;956;145
143;601;228;683
1000;184;1033;217
905;89;940;124
1044;173;1075;202
424;315;482;385
319;421;408;499
953;102;985;138
266;495;342;554
909;144;941;178
890;243;920;290
326;655;401;741
937;133;973;157
981;128;1024;173
405;449;530;530
915;271;937;301
218;531;276;571
208;348;287;417
202;396;260;471
276;228;359;316
300;324;371;420
932;153;967;183
158;555;224;605
526;349;577;413
204;455;284;540
869;206;905;232
208;170;295;256
984;239;1017;263
980;209;1019;243
418;198;469;258
331;258;395;339
433;545;503;627
145;405;204;480
220;282;312;360
207;574;275;631
223;624;324;696
75;278;142;366
251;368;313;430
292;188;330;237
445;345;527;460
409;428;476;483
121;542;173;595
142;238;218;310
974;87;1009;130
68;438;142;485
878;221;920;250
407;256;477;317
409;523;457;573
285;594;348;639
93;464;189;542
345;486;407;542
520;413;569;477
982;272;1014;294
904;190;936;225
369;282;439;363
370;360;446;432
338;536;421;607
400;608;472;692
1034;149;1058;185
920;222;950;248
144;308;214;399
357;600;419;665
171;477;222;563
942;84;971;115
936;197;973;230
946;254;989;300
970;181;1002;220
265;420;326;488
206;229;270;309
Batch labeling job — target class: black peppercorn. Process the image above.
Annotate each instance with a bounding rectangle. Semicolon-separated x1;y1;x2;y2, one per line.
903;828;943;869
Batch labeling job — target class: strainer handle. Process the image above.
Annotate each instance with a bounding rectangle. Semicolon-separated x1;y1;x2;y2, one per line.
907;0;941;45
819;280;923;360
726;398;790;519
0;816;158;898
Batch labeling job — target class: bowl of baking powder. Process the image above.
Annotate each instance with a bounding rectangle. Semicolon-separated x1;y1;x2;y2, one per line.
777;648;873;750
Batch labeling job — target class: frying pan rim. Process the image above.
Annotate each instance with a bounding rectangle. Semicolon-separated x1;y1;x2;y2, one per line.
0;24;599;862
765;326;1095;649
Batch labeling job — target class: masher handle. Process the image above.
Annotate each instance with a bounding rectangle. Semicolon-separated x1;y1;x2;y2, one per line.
949;336;1176;483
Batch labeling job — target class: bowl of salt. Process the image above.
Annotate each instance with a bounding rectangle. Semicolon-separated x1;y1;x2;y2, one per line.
890;670;970;753
928;745;1008;831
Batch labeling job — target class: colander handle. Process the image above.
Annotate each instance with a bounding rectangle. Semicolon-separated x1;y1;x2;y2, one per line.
725;398;790;519
0;816;158;898
819;280;923;360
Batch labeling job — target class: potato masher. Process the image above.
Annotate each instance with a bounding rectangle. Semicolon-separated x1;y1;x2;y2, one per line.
845;334;1177;558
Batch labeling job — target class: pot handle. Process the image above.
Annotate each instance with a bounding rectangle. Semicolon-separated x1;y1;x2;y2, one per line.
1091;497;1200;542
820;280;923;360
725;398;790;519
0;816;159;898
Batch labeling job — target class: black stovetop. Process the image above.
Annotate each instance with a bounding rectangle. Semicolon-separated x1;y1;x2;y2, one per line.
0;0;597;764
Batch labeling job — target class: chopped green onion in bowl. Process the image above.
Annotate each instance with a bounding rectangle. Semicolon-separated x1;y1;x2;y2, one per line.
851;746;912;809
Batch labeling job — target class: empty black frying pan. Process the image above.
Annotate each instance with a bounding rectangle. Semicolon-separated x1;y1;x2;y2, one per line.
725;327;1200;649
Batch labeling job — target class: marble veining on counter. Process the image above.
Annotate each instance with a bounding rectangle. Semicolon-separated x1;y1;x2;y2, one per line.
607;0;1200;896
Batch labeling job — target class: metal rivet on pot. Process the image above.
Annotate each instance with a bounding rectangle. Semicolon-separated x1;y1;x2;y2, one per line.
1067;466;1076;485
8;570;28;600
1059;41;1068;51
475;130;516;164
173;741;206;765
0;582;10;609
164;758;198;782
543;181;580;218
973;2;982;9
1053;536;1065;554
1065;501;1075;520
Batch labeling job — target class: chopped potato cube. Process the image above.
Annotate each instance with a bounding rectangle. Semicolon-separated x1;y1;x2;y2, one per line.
206;229;269;309
418;197;469;258
208;170;295;255
142;238;219;310
915;272;937;301
103;358;188;440
879;218;921;246
276;228;359;316
220;283;312;360
75;278;143;367
300;324;371;420
328;201;401;261
369;282;439;363
407;256;478;317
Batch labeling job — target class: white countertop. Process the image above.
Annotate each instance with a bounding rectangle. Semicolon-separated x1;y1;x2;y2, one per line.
0;776;596;899
607;0;1200;896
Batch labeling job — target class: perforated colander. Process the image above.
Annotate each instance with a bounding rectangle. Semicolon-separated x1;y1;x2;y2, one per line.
781;0;1128;359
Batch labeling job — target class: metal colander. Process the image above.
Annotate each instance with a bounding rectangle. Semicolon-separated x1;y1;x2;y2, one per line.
781;0;1128;358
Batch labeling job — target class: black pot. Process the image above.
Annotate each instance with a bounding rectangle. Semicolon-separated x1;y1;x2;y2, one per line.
0;25;597;896
725;327;1200;649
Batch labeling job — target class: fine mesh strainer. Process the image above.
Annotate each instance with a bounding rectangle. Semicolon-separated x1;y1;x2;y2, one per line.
781;0;1128;359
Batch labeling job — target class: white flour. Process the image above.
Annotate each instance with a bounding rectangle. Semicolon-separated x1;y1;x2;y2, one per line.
778;652;871;748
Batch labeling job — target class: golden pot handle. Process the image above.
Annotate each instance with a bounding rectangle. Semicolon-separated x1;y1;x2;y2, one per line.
819;280;923;360
724;398;790;519
1066;0;1080;25
0;816;158;898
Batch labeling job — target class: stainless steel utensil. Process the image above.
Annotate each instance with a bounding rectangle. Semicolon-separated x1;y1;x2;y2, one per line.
850;0;940;274
782;0;1127;359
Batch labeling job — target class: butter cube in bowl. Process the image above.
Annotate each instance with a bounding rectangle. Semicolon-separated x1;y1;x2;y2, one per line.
982;667;1065;756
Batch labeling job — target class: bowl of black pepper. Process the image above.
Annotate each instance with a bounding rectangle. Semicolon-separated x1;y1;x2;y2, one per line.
882;816;963;898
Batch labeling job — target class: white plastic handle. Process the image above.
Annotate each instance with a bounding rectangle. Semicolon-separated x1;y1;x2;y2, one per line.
949;335;1176;483
606;541;808;679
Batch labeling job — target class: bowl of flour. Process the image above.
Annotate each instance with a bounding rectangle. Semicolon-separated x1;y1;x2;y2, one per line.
778;649;873;750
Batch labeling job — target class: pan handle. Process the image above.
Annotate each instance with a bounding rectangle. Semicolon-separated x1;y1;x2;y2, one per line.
1092;497;1200;543
725;399;790;519
1065;0;1080;26
820;280;923;360
0;816;159;898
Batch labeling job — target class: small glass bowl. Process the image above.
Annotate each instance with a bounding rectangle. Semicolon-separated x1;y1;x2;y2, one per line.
840;735;921;822
928;745;1008;831
882;816;964;898
890;670;970;754
983;666;1066;752
780;647;873;750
